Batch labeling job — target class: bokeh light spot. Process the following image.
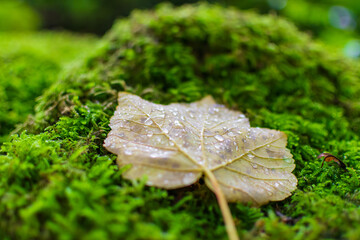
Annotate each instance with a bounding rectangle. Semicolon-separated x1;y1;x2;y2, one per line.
329;6;356;30
344;40;360;58
267;0;287;10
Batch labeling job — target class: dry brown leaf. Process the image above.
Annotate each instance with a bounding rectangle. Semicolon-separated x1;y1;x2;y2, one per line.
104;92;297;240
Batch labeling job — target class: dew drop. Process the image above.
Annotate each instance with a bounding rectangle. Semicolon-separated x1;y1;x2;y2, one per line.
124;149;132;155
227;131;235;137
144;118;152;125
252;163;258;169
173;120;183;128
247;153;254;159
274;182;279;187
150;153;158;158
157;113;165;119
214;135;224;142
163;128;169;134
147;132;153;137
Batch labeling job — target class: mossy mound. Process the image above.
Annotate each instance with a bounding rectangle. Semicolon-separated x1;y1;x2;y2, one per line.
1;3;360;239
0;32;98;143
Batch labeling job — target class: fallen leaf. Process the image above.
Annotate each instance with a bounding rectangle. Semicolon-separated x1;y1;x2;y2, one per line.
104;92;297;240
318;153;348;171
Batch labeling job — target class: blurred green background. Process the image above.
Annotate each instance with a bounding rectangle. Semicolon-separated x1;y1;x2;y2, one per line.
1;0;359;143
1;0;360;58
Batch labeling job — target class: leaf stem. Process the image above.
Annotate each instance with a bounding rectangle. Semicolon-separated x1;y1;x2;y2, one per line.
203;168;240;240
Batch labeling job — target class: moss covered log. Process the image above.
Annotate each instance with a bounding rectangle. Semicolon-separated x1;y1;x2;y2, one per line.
1;3;360;239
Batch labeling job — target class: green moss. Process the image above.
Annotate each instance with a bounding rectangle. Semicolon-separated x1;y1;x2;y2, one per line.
0;32;98;143
0;32;98;67
1;3;360;239
0;53;58;142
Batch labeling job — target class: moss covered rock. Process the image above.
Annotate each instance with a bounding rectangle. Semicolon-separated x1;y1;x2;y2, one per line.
1;3;360;239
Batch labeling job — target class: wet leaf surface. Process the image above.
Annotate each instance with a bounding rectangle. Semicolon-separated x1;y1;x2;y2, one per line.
104;92;297;206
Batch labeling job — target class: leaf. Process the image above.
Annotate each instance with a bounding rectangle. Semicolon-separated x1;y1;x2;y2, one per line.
318;153;348;171
104;92;297;240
